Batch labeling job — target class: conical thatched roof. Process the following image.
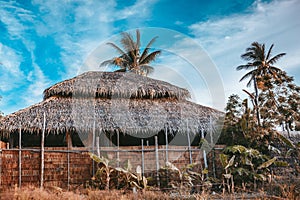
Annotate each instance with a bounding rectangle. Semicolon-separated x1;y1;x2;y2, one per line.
43;71;190;100
0;71;222;138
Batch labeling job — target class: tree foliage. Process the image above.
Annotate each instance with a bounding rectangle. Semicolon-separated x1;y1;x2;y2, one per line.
236;42;286;126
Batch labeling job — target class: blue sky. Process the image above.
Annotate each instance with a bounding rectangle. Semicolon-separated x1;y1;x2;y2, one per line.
0;0;299;115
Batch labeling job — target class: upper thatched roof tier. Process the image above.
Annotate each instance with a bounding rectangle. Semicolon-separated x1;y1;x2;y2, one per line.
43;71;191;100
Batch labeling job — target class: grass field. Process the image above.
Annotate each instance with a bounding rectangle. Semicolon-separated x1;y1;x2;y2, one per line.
1;185;296;200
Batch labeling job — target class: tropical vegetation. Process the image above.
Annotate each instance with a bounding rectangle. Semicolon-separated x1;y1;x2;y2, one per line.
218;42;300;197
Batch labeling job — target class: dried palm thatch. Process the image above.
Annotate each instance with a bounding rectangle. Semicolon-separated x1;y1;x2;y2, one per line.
0;71;223;138
43;71;190;100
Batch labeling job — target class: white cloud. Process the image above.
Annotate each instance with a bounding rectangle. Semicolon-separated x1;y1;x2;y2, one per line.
32;0;159;79
0;43;25;92
189;0;300;101
24;64;50;105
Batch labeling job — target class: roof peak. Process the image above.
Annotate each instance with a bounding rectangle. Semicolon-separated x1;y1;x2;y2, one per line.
43;71;191;100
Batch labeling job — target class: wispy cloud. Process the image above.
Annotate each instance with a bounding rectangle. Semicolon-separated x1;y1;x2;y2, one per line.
0;0;160;114
32;0;159;78
0;43;24;92
189;0;300;100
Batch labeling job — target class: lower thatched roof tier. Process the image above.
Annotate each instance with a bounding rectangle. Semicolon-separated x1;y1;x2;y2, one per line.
43;71;190;100
0;96;222;137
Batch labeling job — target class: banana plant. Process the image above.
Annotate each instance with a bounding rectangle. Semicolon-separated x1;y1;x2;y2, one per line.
89;153;147;190
220;145;277;192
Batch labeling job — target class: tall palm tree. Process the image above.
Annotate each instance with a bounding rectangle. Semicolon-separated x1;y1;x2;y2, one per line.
236;42;286;126
100;29;161;76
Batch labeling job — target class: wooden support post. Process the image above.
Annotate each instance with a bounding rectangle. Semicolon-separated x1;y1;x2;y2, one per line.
18;126;22;188
187;120;192;164
96;136;100;157
187;131;192;164
40;112;46;188
155;136;160;187
141;139;145;176
66;131;71;190
117;130;120;168
165;126;168;163
92;121;95;153
201;129;208;169
210;115;213;145
0;149;2;191
92;121;95;176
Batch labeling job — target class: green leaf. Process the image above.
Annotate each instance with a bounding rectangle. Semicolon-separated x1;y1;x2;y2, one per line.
219;153;228;168
232;145;247;154
257;157;276;169
274;161;289;167
254;173;266;181
202;168;209;174
225;155;235;169
89;153;109;167
125;159;132;171
276;132;295;148
235;167;250;176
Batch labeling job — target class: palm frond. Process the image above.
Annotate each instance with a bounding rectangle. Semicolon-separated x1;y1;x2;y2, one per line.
136;29;141;49
121;32;135;52
267;53;286;65
140;50;161;64
114;68;127;72
100;59;115;67
140;65;154;75
140;36;159;62
236;63;255;71
266;44;274;60
106;42;130;60
239;70;256;88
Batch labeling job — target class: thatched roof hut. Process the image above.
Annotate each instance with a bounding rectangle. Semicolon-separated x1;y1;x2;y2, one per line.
0;71;222;146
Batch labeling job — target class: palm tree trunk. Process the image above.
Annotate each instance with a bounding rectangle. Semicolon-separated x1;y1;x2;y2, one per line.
253;77;261;127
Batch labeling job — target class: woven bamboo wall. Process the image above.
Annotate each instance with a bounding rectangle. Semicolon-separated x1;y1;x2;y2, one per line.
0;146;224;190
0;148;93;189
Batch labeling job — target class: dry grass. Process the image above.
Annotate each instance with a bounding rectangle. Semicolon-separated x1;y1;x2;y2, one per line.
1;186;292;200
0;186;171;200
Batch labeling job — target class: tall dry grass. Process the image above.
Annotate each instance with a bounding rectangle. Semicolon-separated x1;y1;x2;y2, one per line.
1;186;170;200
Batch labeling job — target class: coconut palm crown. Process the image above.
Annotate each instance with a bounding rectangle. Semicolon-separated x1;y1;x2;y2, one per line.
100;29;161;76
236;42;286;126
236;42;286;88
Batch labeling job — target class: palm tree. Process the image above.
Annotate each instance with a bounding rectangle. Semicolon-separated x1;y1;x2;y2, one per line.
100;29;161;76
236;42;286;126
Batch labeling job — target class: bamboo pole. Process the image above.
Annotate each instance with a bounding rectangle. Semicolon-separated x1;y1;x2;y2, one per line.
19;126;22;188
92;121;95;176
96;136;100;157
0;149;2;191
201;129;208;169
40;112;46;188
155;136;160;187
187;121;192;164
164;126;168;163
141;139;144;176
66;131;70;190
210;115;213;145
117;130;120;168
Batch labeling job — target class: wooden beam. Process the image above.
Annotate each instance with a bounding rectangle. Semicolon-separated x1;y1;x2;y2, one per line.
18;126;22;188
40;112;46;188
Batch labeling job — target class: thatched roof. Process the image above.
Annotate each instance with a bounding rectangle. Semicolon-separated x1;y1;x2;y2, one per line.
43;71;190;100
0;71;223;137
